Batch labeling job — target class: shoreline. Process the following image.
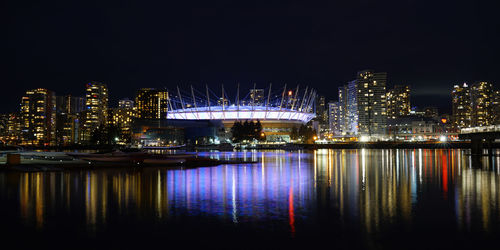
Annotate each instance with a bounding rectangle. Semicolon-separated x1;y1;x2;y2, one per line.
3;141;500;151
256;141;499;150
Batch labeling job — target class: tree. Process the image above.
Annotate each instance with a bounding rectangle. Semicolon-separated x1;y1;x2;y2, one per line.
90;124;121;146
230;120;264;143
297;124;316;143
231;121;243;143
290;126;298;140
254;120;263;141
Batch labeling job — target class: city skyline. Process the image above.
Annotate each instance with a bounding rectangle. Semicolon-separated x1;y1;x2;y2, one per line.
4;1;500;113
0;76;495;113
3;72;498;146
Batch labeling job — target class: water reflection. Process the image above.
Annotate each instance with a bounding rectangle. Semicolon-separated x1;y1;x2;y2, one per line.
7;149;500;238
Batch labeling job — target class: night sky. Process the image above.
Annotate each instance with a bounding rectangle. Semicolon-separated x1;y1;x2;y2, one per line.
4;0;500;113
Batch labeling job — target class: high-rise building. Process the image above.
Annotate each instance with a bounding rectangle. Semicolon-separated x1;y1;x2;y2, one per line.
56;95;85;114
337;70;388;138
0;114;8;139
20;88;56;146
0;113;21;144
338;81;358;135
493;90;500;125
56;113;79;146
316;96;327;124
135;88;169;119
217;97;229;107
118;98;134;109
109;107;136;144
249;89;265;106
55;95;85;145
386;85;410;119
81;81;108;143
451;83;472;130
423;107;439;118
355;70;387;136
471;81;494;126
328;101;341;135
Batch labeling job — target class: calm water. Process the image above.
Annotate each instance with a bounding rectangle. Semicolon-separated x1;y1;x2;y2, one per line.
1;149;499;249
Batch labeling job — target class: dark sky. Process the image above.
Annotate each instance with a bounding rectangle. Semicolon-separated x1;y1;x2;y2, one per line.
4;0;500;113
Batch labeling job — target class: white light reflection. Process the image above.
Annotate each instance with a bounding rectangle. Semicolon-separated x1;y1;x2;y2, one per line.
232;169;238;223
361;148;366;189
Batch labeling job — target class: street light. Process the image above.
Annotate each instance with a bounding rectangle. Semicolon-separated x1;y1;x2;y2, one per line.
439;135;447;142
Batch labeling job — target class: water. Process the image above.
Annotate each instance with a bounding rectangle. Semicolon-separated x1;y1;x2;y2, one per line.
0;149;499;249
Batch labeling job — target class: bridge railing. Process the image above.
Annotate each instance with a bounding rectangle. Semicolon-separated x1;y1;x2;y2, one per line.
461;125;500;134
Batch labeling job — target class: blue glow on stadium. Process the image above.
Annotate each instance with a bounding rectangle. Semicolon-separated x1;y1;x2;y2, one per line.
166;84;316;123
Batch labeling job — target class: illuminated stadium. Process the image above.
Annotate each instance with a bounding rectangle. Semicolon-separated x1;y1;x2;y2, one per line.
166;84;316;142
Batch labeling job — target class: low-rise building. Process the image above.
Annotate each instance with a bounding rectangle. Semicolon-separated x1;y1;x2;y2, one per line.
387;117;451;141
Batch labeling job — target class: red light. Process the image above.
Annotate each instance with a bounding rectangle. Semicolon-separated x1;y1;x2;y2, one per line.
288;90;293;96
441;118;447;124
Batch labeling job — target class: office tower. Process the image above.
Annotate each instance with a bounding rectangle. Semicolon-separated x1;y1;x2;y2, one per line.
328;101;340;135
249;88;265;106
135;88;169;119
20;88;56;145
81;81;108;143
355;70;387;136
118;98;134;109
471;81;493;126
386;85;410;119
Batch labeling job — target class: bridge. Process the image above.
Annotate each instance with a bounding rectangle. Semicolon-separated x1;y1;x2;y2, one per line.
459;125;500;155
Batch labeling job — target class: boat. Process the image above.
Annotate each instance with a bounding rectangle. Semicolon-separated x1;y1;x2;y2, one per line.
67;150;196;164
142;144;186;149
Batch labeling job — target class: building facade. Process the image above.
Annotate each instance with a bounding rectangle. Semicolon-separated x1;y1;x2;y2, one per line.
493;90;500;125
386;85;410;119
109;107;136;144
81;81;108;143
355;70;387;137
387;117;448;141
338;81;358;135
118;98;134;109
328;101;341;136
452;83;472;130
20;88;57;146
249;89;265;106
316;96;327;124
55;95;85;145
135;88;169;119
471;81;494;126
56;95;85;114
0;113;21;145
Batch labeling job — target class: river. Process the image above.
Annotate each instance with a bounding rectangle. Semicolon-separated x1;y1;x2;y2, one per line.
0;149;499;249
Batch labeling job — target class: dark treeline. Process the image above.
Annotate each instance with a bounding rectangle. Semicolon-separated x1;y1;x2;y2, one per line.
90;124;130;145
290;124;317;143
230;120;264;143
